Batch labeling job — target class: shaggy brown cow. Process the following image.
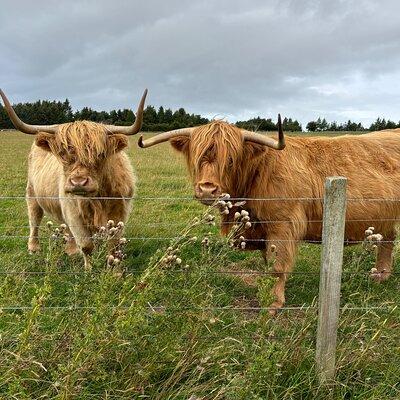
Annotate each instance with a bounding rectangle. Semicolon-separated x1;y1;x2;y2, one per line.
0;89;147;268
138;117;400;313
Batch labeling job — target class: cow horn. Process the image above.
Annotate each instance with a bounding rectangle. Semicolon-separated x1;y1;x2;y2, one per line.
242;114;285;150
138;127;195;148
104;89;148;135
0;89;59;134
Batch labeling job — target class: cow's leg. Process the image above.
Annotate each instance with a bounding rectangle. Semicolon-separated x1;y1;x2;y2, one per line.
63;210;93;269
263;229;300;315
26;185;44;253
370;233;395;282
64;227;79;256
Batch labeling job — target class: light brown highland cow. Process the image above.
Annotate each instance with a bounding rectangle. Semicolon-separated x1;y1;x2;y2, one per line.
139;117;400;313
0;89;147;268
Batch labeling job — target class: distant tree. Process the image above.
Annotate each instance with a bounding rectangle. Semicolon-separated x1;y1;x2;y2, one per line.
306;121;318;132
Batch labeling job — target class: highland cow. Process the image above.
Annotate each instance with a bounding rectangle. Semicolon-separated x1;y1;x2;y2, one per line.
0;89;147;268
138;117;400;313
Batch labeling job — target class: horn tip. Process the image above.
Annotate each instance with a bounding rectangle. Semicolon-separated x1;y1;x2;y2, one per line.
138;135;145;148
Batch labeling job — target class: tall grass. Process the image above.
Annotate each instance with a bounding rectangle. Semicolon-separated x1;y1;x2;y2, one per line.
0;131;398;399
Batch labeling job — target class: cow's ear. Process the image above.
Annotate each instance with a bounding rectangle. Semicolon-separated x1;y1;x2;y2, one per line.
108;134;129;153
244;142;266;158
170;136;190;153
35;132;54;152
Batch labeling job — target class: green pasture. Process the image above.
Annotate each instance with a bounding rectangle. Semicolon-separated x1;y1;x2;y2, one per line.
0;130;398;399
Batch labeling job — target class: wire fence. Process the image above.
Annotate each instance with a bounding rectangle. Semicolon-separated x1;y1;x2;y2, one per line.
0;191;398;364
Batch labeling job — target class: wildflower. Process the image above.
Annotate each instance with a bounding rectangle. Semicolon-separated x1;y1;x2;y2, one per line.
220;193;230;200
107;255;115;265
221;209;229;215
119;237;127;245
117;221;124;229
365;229;373;236
99;226;106;234
242;216;250;222
245;222;252;229
201;237;210;247
234;212;241;220
241;210;249;217
113;257;121;266
368;226;375;232
270;244;277;253
176;257;182;265
46;221;53;228
107;220;115;228
240;241;246;249
60;223;67;231
226;201;233;209
108;227;118;236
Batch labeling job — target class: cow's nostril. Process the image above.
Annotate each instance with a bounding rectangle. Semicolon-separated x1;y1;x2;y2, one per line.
199;182;219;195
71;177;88;187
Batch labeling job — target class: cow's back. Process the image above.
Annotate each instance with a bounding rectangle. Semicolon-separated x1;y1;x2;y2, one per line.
248;130;400;241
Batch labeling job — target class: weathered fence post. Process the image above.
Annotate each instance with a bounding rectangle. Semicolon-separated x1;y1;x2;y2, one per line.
316;176;347;384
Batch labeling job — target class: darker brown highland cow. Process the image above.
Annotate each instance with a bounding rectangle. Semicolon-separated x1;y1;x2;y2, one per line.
139;117;400;313
0;89;147;268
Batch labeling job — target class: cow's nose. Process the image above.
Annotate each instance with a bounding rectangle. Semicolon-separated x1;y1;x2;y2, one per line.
198;182;220;197
70;176;89;187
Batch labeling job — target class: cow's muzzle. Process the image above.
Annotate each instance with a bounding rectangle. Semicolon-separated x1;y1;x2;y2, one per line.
195;182;221;205
65;176;98;196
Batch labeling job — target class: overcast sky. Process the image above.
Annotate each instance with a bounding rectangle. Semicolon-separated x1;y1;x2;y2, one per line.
1;0;400;127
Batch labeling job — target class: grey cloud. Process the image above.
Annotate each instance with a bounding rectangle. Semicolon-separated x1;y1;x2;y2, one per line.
1;0;400;126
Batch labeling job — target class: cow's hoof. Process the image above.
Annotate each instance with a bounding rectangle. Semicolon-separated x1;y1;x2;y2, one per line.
28;244;40;254
268;302;283;316
64;244;79;256
370;267;391;282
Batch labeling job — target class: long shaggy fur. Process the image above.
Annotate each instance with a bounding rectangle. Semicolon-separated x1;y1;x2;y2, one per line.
26;120;135;267
172;120;400;311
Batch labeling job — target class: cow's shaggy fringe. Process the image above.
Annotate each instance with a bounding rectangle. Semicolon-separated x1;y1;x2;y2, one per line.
45;121;127;166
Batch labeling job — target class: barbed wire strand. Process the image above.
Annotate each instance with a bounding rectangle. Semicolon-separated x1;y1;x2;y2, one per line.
0;305;396;312
0;269;398;276
0;235;394;244
4;216;400;229
2;195;400;202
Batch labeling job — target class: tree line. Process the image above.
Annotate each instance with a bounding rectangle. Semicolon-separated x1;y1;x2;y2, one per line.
305;117;400;132
1;99;399;132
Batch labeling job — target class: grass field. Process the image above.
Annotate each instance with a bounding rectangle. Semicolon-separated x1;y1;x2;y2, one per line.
0;130;399;399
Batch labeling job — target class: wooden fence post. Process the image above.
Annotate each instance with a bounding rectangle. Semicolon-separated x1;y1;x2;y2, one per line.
316;176;347;384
